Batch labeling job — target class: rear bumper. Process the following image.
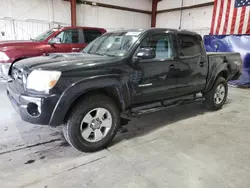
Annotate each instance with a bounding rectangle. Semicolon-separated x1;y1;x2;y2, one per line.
7;81;60;126
231;71;241;80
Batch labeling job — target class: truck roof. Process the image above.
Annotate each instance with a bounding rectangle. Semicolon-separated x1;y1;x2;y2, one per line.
55;26;107;32
112;28;200;36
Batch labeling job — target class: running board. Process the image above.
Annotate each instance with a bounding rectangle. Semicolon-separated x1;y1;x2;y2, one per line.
127;96;204;117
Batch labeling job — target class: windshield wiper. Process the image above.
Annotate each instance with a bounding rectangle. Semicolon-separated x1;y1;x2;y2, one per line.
93;52;107;56
84;52;116;57
105;54;117;57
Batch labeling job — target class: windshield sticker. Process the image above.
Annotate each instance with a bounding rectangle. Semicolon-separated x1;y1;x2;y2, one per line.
125;32;142;36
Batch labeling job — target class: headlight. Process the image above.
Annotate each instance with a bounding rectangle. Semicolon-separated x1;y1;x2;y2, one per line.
0;52;10;61
26;70;61;92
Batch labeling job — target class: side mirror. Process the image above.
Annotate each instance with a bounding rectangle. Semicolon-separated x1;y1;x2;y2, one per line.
48;37;61;45
136;48;156;60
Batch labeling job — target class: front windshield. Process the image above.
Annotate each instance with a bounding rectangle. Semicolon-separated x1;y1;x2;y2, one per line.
83;31;142;57
33;28;58;41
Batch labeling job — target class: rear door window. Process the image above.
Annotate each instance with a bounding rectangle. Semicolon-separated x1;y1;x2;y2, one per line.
178;34;201;57
83;29;102;43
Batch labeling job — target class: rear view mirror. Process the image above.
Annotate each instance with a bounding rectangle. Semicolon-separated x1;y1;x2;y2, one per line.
48;37;61;45
136;48;156;60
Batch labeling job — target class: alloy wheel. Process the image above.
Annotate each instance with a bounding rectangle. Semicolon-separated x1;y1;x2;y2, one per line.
214;84;226;105
80;108;112;142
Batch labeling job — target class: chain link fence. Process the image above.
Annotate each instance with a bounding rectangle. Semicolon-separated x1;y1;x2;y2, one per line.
0;18;125;40
0;18;69;40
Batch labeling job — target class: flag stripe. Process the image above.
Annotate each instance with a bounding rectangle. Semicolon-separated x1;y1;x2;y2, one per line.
234;7;242;34
238;6;246;34
226;0;235;34
219;0;229;34
222;0;231;34
247;12;250;33
243;6;250;33
210;0;218;34
213;0;221;34
215;0;225;34
230;7;238;34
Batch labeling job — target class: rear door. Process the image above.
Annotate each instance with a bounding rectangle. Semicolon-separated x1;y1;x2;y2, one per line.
70;29;103;52
176;34;207;95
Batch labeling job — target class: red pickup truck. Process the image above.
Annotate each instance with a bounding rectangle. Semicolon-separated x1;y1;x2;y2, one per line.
0;26;106;80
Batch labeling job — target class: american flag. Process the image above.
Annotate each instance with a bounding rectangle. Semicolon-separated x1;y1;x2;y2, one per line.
210;0;250;35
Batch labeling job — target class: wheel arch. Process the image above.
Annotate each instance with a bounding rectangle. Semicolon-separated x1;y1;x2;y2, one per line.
9;57;28;74
63;86;125;123
204;65;229;92
217;70;228;80
49;76;128;126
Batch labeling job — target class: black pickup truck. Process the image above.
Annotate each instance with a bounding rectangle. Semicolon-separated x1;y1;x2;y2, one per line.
7;28;241;152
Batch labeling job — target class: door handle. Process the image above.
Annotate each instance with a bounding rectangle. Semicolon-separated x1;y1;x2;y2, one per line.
198;62;205;67
169;64;175;69
72;48;80;51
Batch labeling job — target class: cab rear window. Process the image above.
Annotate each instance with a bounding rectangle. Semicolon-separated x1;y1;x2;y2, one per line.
83;30;102;43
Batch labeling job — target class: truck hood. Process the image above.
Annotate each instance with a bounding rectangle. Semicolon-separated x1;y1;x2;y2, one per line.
0;40;42;51
13;53;122;72
0;40;33;45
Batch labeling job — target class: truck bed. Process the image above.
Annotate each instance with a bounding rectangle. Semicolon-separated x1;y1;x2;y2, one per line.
206;52;242;80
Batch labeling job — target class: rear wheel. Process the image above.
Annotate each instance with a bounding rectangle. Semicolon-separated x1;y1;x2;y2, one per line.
204;77;228;110
63;94;120;152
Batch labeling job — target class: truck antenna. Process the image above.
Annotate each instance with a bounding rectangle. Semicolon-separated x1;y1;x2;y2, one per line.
179;0;184;30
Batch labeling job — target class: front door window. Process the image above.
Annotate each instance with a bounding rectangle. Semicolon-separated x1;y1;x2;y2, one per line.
56;29;83;44
137;33;173;60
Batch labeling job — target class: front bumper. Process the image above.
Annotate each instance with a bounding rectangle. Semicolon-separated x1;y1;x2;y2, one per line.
0;63;11;81
7;80;60;126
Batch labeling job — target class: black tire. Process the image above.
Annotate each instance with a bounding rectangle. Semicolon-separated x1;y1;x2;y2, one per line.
63;94;120;152
62;124;69;143
204;77;228;110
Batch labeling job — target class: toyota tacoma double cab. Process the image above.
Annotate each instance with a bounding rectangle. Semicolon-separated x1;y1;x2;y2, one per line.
7;28;241;152
0;26;106;80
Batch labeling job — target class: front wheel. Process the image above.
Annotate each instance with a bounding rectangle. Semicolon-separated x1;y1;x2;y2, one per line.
204;77;228;110
63;94;120;152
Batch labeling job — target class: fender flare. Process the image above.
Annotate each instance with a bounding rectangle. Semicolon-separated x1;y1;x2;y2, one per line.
49;74;128;126
204;62;228;92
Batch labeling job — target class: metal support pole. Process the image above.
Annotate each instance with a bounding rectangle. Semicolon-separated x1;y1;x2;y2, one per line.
151;0;162;27
151;0;158;27
71;0;77;26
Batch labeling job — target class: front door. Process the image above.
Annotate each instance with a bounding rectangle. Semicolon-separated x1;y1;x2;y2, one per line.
176;34;208;96
131;32;179;104
44;29;84;53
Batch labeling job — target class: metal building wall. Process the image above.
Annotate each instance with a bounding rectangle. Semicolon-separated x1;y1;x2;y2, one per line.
156;0;213;36
77;5;151;32
0;0;152;40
